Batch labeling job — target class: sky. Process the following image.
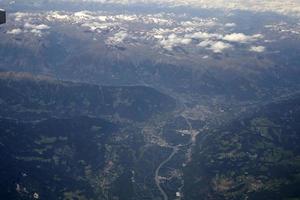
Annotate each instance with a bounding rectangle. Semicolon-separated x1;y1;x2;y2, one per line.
45;0;300;17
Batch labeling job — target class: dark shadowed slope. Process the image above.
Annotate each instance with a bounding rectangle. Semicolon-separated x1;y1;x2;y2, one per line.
0;72;176;122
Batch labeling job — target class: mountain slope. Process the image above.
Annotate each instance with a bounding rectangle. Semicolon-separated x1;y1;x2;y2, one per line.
0;72;176;122
184;94;300;200
0;72;177;200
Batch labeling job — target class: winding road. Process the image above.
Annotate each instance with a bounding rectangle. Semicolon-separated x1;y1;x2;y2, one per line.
154;146;178;200
154;103;205;200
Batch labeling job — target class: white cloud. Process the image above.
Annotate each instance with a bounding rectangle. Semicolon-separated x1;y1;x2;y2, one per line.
24;23;50;30
115;14;138;21
82;22;115;31
249;45;266;52
30;29;43;37
9;10;266;53
46;11;69;21
74;11;92;19
209;41;232;53
185;32;222;40
14;12;30;21
198;40;232;53
198;39;214;47
10;13;51;37
7;28;22;35
223;33;263;43
160;33;192;50
181;19;217;28
181;38;193;45
22;23;50;37
225;23;236;27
